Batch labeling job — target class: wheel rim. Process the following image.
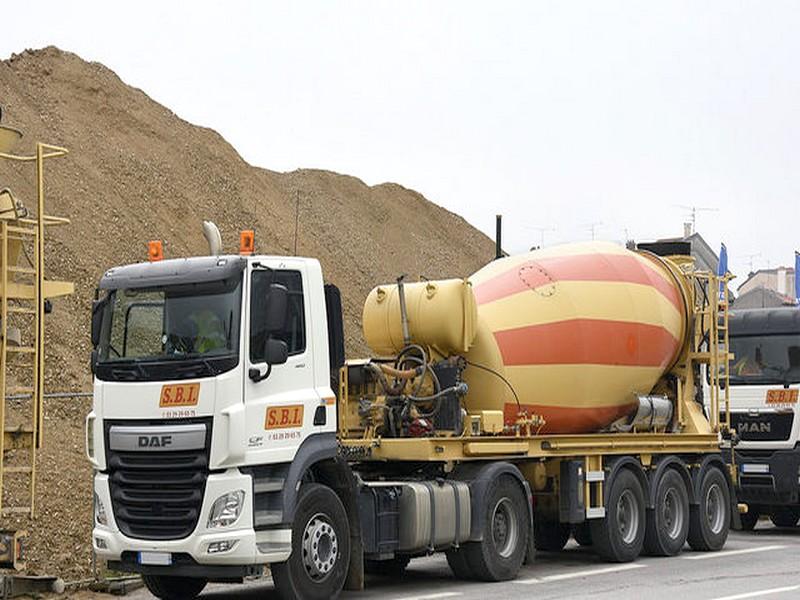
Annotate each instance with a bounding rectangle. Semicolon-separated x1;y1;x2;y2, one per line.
301;513;339;582
617;489;640;545
661;487;685;540
491;497;519;558
705;483;725;535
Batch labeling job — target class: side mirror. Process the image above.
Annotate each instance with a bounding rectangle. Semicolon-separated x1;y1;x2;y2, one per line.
264;283;288;333
265;338;288;366
91;297;108;348
249;339;288;383
90;347;99;376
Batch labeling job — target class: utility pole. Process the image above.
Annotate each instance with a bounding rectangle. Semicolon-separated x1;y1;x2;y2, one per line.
586;222;602;241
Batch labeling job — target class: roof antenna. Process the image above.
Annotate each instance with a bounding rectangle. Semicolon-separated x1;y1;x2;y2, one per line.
293;190;301;256
202;221;222;255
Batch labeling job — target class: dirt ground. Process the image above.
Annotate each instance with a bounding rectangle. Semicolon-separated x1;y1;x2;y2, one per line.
0;46;494;581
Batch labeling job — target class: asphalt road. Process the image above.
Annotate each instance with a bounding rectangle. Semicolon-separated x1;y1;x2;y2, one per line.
128;522;800;600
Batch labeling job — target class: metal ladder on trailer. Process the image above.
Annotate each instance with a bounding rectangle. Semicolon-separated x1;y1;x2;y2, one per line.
0;137;72;522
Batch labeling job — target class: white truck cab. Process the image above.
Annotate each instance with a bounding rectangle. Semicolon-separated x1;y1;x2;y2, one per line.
723;307;800;529
87;254;348;598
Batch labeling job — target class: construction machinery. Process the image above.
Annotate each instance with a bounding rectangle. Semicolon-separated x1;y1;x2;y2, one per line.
0;109;73;594
88;228;735;599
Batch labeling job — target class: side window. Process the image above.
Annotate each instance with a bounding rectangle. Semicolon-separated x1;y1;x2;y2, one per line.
250;270;306;362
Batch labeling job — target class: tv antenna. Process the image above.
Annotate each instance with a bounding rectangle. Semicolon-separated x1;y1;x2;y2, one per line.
738;252;761;274
674;204;718;234
524;225;556;248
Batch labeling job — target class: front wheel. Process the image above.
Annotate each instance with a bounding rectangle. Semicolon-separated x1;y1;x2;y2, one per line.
688;466;730;551
272;483;351;600
462;476;529;581
142;575;206;600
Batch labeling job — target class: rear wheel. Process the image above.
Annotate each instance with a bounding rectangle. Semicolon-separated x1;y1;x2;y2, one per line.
590;468;646;562
142;575;206;600
533;513;571;552
364;555;411;576
770;506;800;528
272;483;351;600
644;469;689;556
462;476;529;581
740;508;760;531
688;466;730;552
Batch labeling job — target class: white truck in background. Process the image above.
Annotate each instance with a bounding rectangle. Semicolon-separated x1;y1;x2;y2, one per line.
724;307;800;529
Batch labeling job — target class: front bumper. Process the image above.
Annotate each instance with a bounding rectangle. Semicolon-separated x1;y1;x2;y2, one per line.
734;447;800;506
93;470;292;568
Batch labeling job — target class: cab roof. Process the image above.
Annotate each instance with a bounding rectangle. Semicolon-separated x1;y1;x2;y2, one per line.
99;255;247;290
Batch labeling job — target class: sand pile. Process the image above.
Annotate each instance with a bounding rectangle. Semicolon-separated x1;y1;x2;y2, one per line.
0;46;494;579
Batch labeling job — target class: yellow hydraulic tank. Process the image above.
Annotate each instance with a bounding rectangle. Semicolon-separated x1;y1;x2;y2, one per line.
363;278;478;356
362;242;693;434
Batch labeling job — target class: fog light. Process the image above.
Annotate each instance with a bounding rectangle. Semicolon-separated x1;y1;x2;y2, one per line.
207;490;245;529
94;492;108;526
208;540;238;554
95;537;108;550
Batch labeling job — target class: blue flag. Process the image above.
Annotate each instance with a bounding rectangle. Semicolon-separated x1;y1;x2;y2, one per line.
718;243;728;300
795;251;799;305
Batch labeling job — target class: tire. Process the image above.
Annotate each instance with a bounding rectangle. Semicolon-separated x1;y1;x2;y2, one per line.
461;476;529;582
533;513;571;551
364;555;411;576
572;522;592;547
740;508;760;531
445;548;473;580
688;466;730;552
142;575;206;600
590;468;646;563
272;483;351;600
643;469;690;556
770;506;800;528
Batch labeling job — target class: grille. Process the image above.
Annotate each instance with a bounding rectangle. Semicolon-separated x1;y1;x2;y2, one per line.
726;412;794;442
106;421;210;541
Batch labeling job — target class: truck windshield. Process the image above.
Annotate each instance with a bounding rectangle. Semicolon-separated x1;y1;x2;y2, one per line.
729;334;800;386
96;276;242;380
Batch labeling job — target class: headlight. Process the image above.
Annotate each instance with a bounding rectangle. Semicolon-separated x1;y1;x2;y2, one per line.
207;490;245;529
94;492;108;526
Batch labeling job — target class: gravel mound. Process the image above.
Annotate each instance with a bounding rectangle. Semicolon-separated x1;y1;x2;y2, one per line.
0;46;493;580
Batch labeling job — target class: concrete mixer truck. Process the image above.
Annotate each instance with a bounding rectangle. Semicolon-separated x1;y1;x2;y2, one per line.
87;234;737;600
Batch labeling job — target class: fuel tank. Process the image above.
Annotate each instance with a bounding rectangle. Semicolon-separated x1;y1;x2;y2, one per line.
362;242;692;434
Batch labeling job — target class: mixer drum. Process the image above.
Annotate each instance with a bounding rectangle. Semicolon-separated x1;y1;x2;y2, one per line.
464;242;690;434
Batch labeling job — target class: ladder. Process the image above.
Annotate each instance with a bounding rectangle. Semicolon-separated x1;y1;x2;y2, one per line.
0;141;73;519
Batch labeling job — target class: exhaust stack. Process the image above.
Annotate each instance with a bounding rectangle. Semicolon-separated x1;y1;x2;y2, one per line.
202;221;222;256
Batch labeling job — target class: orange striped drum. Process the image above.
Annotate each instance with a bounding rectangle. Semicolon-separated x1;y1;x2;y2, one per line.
463;242;690;434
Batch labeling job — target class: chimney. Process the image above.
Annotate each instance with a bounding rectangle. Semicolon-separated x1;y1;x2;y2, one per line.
683;222;693;238
777;267;787;295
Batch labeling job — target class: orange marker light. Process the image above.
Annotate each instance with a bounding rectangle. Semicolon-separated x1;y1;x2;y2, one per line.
148;240;163;262
240;230;255;255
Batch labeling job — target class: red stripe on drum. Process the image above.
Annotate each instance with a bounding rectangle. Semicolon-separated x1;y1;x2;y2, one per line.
473;253;683;313
504;402;638;434
495;319;680;368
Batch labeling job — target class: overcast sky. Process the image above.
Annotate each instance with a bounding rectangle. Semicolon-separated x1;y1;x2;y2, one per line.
3;1;799;284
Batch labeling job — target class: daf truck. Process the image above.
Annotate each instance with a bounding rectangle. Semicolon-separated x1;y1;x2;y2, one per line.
87;233;737;600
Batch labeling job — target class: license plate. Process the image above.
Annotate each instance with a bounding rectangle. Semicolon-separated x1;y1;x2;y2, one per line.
138;551;172;566
766;389;798;405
